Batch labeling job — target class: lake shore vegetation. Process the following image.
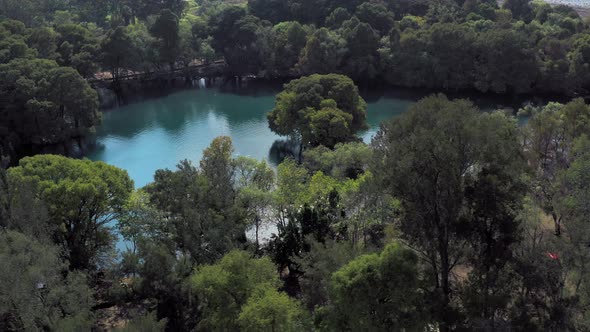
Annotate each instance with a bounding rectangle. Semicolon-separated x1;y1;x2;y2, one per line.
2;0;590;331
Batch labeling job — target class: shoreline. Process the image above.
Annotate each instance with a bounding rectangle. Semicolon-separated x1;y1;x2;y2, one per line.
95;76;576;113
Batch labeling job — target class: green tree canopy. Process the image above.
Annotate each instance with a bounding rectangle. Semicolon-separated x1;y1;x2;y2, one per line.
0;231;94;331
296;239;361;311
266;21;309;77
233;156;275;250
355;2;395;33
303;142;372;179
267;74;367;150
146;137;245;264
0;58;99;157
54;23;100;78
341;19;380;81
8;155;133;270
209;6;265;75
372;94;527;330
522;98;590;235
150;9;180;68
325;242;427;331
238;286;309;332
191;250;280;331
101;26;137;83
298;28;346;75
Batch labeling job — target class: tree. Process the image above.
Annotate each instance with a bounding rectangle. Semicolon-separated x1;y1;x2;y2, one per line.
200;136;235;209
537;37;572;94
460;111;528;328
426;0;461;23
341;20;380;81
134;0;185;18
46;66;100;132
0;231;94;331
325;8;351;28
191;250;280;331
71;0;111;25
267;74;367;153
427;23;477;90
386;0;430;18
568;34;590;92
372;94;526;331
8;155;133;270
209;6;264;75
0;163;9;228
0;23;36;64
355;2;395;33
0;58;99;157
325;242;427;330
101;26;136;84
135;241;195;331
55;23;100;78
474;29;538;94
522;99;590;235
556;136;590;232
248;0;291;23
238;287;309;332
508;199;574;330
296;239;361;311
118;190;168;254
380;26;431;88
126;21;157;73
266;21;308;77
114;312;167;332
298;28;346;75
503;0;533;22
150;9;180;70
303;142;372;179
27;27;59;60
268;159;365;280
550;136;590;330
287;0;332;24
0;0;56;25
177;18;198;77
234;156;275;251
3;169;51;241
146;137;245;264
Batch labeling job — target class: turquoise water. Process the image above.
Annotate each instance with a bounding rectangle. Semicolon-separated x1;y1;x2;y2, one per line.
87;85;414;188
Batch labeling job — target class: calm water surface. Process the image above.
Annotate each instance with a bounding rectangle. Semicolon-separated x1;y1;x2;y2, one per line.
88;84;413;187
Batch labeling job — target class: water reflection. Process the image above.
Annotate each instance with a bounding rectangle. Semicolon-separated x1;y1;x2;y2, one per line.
88;87;285;187
268;139;300;165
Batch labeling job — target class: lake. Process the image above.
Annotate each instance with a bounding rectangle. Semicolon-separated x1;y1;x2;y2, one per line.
86;80;532;249
87;81;416;187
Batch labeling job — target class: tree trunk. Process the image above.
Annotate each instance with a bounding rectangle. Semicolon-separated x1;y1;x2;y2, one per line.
255;215;260;252
552;212;561;236
439;223;451;332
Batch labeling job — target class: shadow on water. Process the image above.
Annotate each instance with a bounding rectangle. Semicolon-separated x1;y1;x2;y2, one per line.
10;136;97;167
268;139;301;166
359;81;572;113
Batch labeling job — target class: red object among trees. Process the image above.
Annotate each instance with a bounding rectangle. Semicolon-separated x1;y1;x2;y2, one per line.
546;252;559;260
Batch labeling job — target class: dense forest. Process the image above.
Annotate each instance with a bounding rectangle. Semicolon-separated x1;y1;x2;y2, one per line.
2;0;590;331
